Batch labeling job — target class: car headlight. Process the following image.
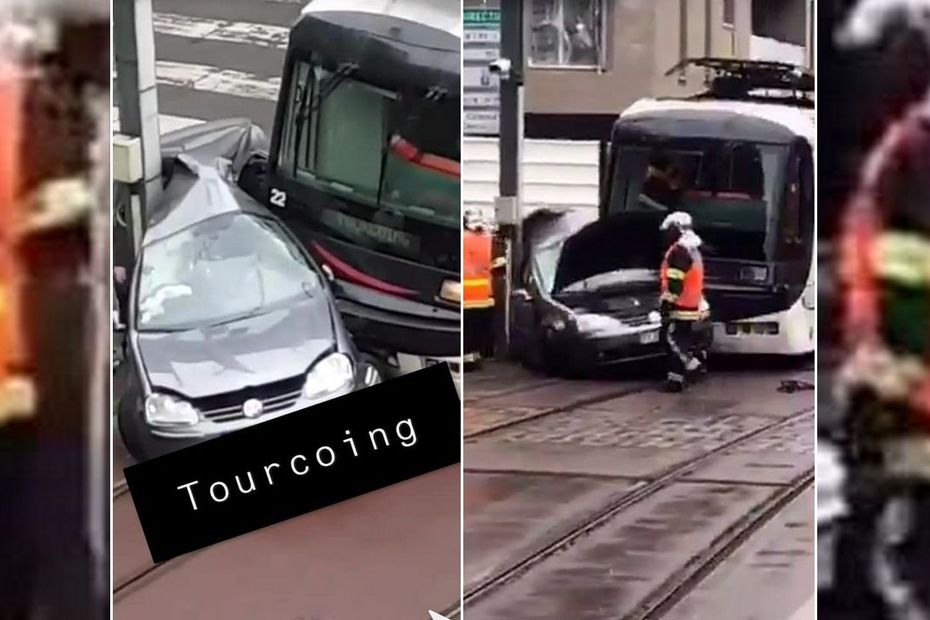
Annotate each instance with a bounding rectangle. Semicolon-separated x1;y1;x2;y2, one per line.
574;313;622;334
303;352;354;401
144;394;200;427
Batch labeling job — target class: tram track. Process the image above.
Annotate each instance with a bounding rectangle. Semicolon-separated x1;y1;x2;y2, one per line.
632;471;813;619
112;470;198;597
463;404;814;610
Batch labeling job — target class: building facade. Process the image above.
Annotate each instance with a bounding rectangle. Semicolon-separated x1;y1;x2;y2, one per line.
464;0;814;140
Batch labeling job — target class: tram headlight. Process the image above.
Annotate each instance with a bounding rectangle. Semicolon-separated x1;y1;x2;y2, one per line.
740;266;769;283
438;279;462;303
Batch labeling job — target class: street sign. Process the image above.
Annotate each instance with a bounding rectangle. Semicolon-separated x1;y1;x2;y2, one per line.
463;7;500;135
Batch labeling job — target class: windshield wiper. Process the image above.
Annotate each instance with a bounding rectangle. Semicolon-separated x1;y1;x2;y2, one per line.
137;325;196;334
206;306;267;329
374;85;448;211
292;62;358;176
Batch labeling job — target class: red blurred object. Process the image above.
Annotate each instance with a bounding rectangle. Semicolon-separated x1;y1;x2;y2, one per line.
0;57;24;381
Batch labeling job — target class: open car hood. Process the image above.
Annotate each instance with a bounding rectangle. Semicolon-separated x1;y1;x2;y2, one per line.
525;210;667;293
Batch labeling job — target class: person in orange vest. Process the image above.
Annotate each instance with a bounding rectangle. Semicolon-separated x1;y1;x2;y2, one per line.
836;99;930;443
463;211;495;364
659;211;710;392
831;96;930;619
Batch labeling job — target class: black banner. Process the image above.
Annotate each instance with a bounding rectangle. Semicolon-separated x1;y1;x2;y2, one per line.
124;364;461;563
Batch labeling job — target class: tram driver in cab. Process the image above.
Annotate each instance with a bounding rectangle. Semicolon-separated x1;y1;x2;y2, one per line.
641;154;684;212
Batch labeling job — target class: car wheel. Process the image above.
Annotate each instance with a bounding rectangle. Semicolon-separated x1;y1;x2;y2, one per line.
117;412;145;464
541;339;586;379
117;404;162;463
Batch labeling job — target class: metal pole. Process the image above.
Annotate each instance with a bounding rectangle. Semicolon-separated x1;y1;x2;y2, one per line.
113;0;161;251
492;0;524;359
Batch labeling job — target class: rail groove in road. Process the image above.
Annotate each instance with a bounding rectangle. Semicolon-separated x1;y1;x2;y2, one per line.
462;405;814;609
465;382;651;440
113;475;202;599
467;467;798;488
114;538;202;600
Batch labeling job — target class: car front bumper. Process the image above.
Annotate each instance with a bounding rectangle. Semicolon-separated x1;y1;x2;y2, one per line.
120;384;356;461
549;324;665;370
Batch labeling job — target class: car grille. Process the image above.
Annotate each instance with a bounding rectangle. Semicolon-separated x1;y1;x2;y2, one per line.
191;375;305;423
620;314;653;327
597;295;658;327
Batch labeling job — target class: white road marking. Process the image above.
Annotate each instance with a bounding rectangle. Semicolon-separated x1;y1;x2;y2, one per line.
112;13;284;135
153;12;290;50
115;60;281;101
156;60;281;101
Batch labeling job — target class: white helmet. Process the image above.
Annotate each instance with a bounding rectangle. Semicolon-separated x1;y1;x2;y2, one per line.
464;209;486;232
660;211;693;232
837;0;930;49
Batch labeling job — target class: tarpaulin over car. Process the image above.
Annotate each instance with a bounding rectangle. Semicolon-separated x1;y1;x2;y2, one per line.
160;117;269;181
144;119;271;247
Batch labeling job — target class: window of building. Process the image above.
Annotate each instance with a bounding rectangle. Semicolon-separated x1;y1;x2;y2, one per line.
528;0;606;68
723;0;735;27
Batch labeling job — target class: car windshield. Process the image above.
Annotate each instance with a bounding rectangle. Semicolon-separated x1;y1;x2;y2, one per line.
281;61;460;228
136;213;321;332
608;139;789;260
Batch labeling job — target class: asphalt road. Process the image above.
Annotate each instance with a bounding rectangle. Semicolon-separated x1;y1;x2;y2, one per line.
463;358;816;619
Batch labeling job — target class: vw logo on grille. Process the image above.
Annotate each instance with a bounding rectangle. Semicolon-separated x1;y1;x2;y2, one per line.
242;398;264;419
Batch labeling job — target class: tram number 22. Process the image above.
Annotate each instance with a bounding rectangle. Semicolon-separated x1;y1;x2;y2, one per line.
270;188;287;208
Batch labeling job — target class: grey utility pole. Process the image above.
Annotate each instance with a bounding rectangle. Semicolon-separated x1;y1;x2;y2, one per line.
114;0;161;251
492;0;524;359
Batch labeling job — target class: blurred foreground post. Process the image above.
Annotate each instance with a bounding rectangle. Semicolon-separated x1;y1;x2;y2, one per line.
16;15;108;619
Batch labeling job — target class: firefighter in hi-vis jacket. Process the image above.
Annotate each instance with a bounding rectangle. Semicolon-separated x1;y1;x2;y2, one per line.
463;211;495;364
659;211;710;392
836;99;930;453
